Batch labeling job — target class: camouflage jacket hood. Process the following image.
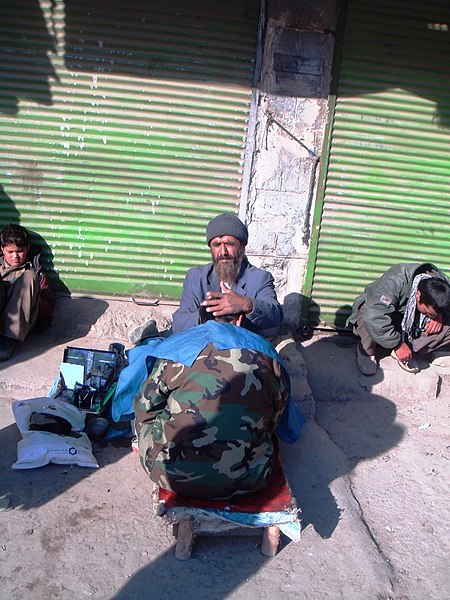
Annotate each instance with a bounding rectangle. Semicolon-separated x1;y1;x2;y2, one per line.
135;343;289;500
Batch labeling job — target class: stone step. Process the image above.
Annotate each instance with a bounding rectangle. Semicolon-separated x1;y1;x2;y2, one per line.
358;354;442;401
300;334;449;403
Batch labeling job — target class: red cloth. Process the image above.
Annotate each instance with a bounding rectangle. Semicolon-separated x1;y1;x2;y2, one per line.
158;451;295;513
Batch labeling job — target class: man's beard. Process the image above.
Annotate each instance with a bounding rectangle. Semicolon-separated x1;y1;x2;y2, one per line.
213;248;245;285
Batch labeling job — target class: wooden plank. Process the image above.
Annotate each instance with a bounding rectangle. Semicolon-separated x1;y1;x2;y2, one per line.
175;519;195;560
261;526;281;557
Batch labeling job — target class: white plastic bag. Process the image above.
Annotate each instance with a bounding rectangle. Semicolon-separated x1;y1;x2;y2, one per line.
12;431;98;470
11;397;97;470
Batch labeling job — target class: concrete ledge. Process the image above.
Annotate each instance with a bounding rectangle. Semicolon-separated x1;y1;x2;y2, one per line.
49;295;176;341
275;334;315;420
359;354;441;401
300;334;444;404
431;362;450;398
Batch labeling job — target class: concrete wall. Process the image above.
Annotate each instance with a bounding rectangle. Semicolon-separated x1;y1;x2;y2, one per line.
244;0;338;329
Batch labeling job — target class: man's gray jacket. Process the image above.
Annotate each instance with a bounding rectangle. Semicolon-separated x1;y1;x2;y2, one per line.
172;258;282;338
347;262;449;349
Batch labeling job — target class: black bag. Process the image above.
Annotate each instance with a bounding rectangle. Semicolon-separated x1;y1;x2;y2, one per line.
29;412;73;435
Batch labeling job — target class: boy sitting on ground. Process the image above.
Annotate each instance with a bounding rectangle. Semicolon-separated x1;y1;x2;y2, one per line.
0;223;55;361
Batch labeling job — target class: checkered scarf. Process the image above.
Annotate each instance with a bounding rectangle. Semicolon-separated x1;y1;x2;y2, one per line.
401;273;432;337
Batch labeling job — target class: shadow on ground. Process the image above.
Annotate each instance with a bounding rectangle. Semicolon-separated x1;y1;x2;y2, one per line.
0;296;110;373
0;415;132;511
112;540;270;600
281;333;405;538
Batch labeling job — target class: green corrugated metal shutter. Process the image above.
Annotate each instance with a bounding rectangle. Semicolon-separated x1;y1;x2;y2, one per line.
0;0;259;297
307;0;450;327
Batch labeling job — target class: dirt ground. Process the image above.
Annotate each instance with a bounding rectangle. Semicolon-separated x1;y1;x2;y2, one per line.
0;300;449;600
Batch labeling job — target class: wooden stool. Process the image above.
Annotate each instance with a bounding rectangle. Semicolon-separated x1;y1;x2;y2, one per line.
173;514;281;560
153;453;299;560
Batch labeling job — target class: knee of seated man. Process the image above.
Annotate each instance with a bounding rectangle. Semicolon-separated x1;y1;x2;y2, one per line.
15;268;39;290
6;270;40;313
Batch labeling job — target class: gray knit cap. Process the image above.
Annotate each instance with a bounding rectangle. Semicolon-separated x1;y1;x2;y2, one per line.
206;213;248;246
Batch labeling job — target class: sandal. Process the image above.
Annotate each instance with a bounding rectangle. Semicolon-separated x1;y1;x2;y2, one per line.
390;350;420;374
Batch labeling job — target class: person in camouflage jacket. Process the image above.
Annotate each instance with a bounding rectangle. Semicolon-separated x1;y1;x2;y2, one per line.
134;313;290;500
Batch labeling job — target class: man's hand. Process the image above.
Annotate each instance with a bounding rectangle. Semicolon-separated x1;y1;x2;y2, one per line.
424;313;443;335
202;283;253;317
393;342;412;362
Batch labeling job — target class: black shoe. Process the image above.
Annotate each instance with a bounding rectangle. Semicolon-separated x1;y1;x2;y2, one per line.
356;342;378;376
0;336;17;362
129;319;159;345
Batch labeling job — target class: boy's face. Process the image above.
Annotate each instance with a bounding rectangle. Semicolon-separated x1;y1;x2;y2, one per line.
1;244;29;268
416;290;439;319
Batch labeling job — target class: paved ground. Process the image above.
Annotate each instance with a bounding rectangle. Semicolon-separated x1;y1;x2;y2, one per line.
0;298;448;600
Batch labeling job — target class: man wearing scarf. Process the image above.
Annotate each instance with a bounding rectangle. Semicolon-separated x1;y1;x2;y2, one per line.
347;263;450;375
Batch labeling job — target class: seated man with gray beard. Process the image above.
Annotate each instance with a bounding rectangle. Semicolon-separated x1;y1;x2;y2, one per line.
172;213;282;339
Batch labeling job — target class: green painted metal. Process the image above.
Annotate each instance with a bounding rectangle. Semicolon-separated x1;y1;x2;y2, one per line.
307;0;450;328
0;0;259;297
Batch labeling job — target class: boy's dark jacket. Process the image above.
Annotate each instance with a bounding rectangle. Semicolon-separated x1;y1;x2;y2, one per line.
347;262;449;349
